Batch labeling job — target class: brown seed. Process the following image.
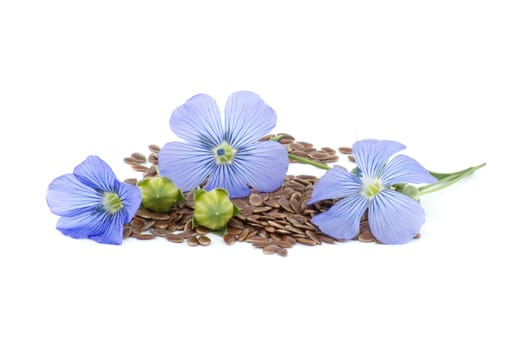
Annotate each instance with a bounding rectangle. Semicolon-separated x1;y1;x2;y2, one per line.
123;226;133;239
226;227;242;235
198;235;211;246
318;234;336;244
276;247;288;257
296;237;318;246
276;240;294;248
278;197;293;213
154;221;168;229
338;146;353;154
129;217;145;228
140;220;155;231
249;193;264;207
259;134;274;141
131;152;147;163
237;228;251;241
186;236;199;246
324;155;340;163
165;233;185;243
223;233;237;245
348;155;356;163
264;199;281;208
124;178;138;185
148;153;158;165
279;138;294;144
151;228;170;237
321;147;336;154
148;144;161;153
195;226;209;235
290;150;309;158
262;244;278;255
149;212;171;220
309;151;329;160
131;164;149;172
123;157;139;165
228;217;245;229
358;230;376;243
134;233;156;240
253;206;272;213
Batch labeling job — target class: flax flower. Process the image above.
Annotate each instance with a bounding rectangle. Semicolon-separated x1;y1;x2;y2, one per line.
46;156;142;245
158;91;289;198
308;139;437;244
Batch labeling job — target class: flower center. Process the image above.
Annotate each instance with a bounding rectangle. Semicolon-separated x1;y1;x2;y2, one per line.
102;192;124;214
361;176;384;199
212;141;237;164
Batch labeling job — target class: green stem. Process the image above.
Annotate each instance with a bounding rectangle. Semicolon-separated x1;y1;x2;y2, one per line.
418;163;486;196
288;154;331;170
270;133;331;170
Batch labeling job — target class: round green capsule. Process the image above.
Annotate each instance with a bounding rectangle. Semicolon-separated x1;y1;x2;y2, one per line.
193;188;239;231
137;176;184;213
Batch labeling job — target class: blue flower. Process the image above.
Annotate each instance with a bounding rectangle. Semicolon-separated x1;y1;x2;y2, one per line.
46;156;142;245
158;91;289;198
308;139;437;244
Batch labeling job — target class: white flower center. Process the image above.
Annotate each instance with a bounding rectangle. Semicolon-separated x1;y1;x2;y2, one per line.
102;192;123;214
212;141;237;164
361;176;383;199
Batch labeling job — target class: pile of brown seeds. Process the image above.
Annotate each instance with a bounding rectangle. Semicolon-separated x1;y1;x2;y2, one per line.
260;133;341;164
122;133;388;256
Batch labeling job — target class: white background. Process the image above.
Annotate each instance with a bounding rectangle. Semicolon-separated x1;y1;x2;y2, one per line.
1;1;524;349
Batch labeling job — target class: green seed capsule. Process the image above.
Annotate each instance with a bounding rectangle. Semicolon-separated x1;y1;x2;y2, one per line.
193;188;239;231
137;176;184;213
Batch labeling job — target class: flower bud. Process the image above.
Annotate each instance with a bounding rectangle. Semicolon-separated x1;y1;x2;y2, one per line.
193;188;239;231
137;176;184;213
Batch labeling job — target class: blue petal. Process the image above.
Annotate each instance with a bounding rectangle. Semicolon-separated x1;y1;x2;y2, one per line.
57;211;125;245
224;91;277;148
205;164;253;198
311;195;369;240
90;213;127;245
56;209;111;239
169;94;223;147
114;182;142;223
47;173;103;217
158;141;216;192
381;155;438;186
352;139;405;178
205;141;288;198
308;166;362;205
368;189;425;244
73;156;118;192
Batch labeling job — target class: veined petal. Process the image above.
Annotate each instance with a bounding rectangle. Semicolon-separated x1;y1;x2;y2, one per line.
226;141;289;196
311;195;369;240
170;94;223;147
47;173;103;217
368;189;425;244
158;141;216;192
73;156;118;192
56;209;110;239
114;182;142;223
353;139;405;178
90;213;127;245
205;164;252;198
381;155;438;186
224;91;277;148
308;166;363;204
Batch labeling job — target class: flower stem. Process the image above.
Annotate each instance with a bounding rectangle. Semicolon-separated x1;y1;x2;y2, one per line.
288;154;331;170
269;134;331;170
418;163;486;196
